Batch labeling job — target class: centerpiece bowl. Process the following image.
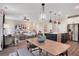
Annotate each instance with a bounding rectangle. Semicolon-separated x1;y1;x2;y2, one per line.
37;34;46;43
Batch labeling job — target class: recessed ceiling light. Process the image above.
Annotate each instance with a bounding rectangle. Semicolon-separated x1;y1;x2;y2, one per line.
75;5;79;9
65;15;69;18
58;11;62;15
2;5;8;11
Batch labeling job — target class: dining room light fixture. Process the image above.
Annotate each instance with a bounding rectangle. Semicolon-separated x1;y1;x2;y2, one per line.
40;3;46;20
49;11;52;23
53;12;61;24
40;3;46;35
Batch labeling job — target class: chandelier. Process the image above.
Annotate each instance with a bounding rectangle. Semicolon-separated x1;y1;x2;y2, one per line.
49;11;61;24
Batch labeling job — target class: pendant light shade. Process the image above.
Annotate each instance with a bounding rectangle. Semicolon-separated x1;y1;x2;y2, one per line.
42;3;45;6
49;11;52;23
54;21;57;24
49;20;52;23
58;21;61;24
40;3;46;20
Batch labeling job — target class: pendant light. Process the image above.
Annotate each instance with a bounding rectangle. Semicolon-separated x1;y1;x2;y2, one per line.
41;3;46;20
41;3;46;35
49;11;52;23
54;13;57;24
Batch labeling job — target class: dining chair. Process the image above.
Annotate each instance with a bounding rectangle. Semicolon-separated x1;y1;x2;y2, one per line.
26;41;42;55
17;48;33;56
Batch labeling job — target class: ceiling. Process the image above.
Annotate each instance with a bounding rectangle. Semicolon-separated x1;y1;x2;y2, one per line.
0;3;79;22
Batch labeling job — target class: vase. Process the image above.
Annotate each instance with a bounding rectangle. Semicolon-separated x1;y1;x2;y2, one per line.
37;35;46;43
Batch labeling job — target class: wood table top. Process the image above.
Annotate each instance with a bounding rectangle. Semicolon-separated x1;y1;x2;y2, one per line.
26;38;71;56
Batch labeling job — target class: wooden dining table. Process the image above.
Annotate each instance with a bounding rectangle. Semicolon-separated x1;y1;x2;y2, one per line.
26;38;71;56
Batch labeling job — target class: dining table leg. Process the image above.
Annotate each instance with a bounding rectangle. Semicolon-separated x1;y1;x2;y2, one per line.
39;48;42;55
46;52;48;56
65;50;68;56
59;50;68;56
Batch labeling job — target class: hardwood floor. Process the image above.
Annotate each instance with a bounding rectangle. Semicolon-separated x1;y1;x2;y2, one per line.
0;40;27;56
0;40;79;56
67;41;79;56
